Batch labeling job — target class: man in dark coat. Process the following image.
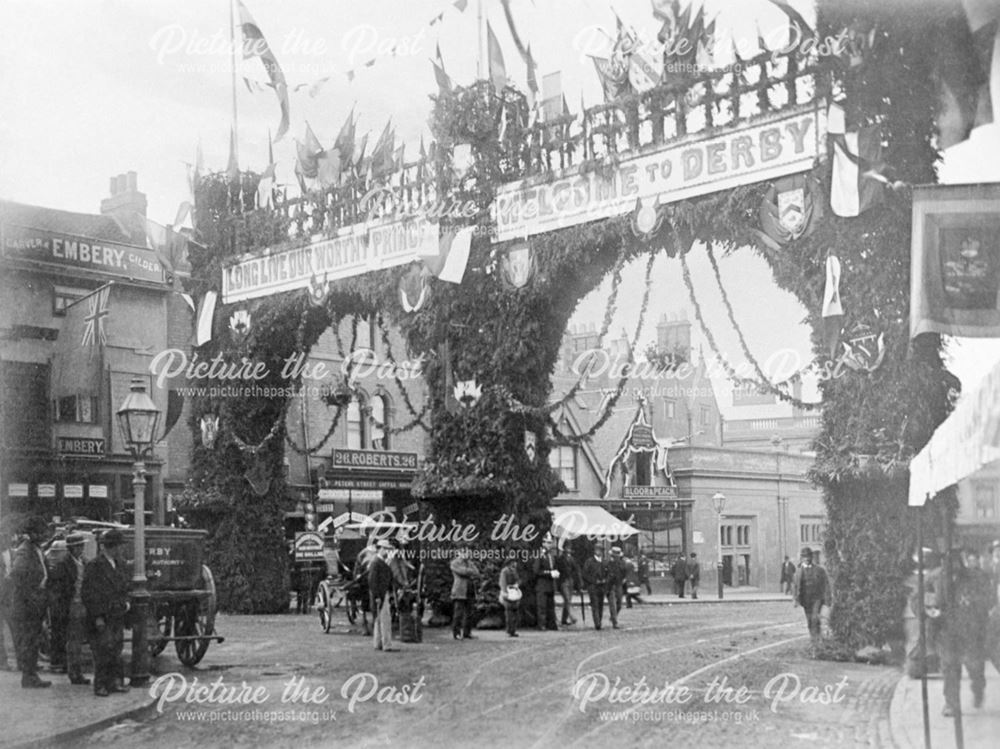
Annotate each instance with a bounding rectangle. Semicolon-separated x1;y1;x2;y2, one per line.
687;553;701;599
555;546;580;625
581;548;608;630
449;546;480;640
671;554;688;598
531;539;560;631
792;547;831;651
48;533;90;684
9;516;52;688
369;540;399;652
780;556;796;595
82;529;131;696
605;547;626;628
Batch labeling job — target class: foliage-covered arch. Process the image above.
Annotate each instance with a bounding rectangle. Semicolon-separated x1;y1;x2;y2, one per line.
185;0;958;650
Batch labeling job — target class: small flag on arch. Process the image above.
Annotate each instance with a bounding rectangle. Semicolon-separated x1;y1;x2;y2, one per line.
196;290;218;347
827;101;885;217
487;22;507;92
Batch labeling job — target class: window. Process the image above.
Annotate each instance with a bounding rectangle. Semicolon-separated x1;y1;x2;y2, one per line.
549;445;577;491
799;518;825;544
52;285;89;316
700;406;711;425
720;525;732;546
664;400;676;419
346;396;366;449
634;452;651;485
370;394;389;450
53;394;98;424
974;483;997;519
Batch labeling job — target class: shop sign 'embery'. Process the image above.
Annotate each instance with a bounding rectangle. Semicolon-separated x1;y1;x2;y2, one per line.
492;106;825;242
222;217;439;303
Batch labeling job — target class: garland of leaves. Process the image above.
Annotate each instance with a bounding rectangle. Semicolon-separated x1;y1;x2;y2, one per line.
376;313;431;434
703;240;821;409
549;249;657;443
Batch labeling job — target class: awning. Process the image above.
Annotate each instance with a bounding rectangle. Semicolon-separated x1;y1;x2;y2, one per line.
909;354;1000;506
550;505;640;540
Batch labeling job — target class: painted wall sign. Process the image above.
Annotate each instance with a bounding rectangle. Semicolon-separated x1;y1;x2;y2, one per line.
622;485;678;499
331;449;418;472
222;218;439;303
492;106;825;241
2;224;165;284
57;436;105;456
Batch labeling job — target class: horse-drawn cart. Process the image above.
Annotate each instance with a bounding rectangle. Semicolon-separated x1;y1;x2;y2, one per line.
123;526;224;666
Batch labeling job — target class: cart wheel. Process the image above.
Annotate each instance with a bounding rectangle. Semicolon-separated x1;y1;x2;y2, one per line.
150;604;171;657
175;565;216;667
316;581;333;633
346;594;359;624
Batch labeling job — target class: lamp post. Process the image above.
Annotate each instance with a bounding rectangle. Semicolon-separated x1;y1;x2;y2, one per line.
116;378;160;687
712;492;726;600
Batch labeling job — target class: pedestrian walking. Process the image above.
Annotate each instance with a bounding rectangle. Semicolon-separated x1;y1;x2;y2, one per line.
606;546;626;628
582;547;608;630
780;556;796;595
687;553;701;599
498;553;521;637
9;516;52;688
937;548;996;716
671;554;688;598
792;547;830;652
531;539;559;631
623;554;640;607
637;552;652;596
369;540;399;652
450;546;480;640
556;545;580;625
0;528;17;671
47;532;90;685
81;529;130;696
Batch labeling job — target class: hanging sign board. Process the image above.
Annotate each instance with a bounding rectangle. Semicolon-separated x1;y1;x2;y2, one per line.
294;531;325;561
492;106;825;241
222;218;439;303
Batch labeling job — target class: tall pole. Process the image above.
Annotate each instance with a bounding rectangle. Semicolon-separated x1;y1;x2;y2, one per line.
229;0;240;165
916;501;931;749
717;508;724;600
130;458;151;686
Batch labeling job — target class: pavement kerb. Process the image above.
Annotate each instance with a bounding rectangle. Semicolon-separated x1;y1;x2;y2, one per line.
8;696;160;749
888;672;915;749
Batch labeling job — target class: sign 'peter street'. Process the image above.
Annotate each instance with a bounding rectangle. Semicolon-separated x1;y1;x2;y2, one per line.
222;217;439;303
492;106;825;242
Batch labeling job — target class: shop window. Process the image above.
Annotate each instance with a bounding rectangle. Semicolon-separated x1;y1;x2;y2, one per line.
370;394;389;450
974;483;997;519
549;445;577;491
346;396;366;449
53;394;98;424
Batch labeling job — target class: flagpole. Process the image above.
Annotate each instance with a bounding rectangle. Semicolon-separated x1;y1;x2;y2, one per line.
477;0;484;80
229;0;239;166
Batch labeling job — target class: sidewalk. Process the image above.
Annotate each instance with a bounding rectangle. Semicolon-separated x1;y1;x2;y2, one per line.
638;586;789;604
0;666;154;748
890;665;1000;749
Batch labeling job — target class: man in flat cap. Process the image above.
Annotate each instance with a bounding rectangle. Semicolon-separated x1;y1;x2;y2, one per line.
82;529;130;696
48;533;90;684
9;516;52;687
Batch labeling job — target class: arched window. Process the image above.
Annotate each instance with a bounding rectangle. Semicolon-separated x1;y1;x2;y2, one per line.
346;396;366;449
371;394;389;450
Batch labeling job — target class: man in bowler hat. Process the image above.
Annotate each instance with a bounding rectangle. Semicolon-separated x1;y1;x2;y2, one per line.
9;516;52;688
48;533;91;684
82;529;131;696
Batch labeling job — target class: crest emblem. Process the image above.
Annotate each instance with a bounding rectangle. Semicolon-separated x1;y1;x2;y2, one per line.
199;414;219;449
839;322;886;373
631;197;666;241
758;175;821;248
524;430;537;461
307;273;330;306
453;380;482;409
399;263;430;313
501;243;534;289
229;309;251;343
245;455;271;496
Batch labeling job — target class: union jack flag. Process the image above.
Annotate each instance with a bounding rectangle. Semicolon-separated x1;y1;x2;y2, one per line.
82;286;110;347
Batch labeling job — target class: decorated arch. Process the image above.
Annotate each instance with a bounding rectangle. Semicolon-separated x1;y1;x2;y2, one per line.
183;0;961;648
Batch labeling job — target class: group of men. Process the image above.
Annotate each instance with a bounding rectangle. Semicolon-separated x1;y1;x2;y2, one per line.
670;552;701;599
0;517;132;696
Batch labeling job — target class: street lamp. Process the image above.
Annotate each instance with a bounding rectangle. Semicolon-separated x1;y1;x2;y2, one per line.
712;492;726;600
116;378;160;687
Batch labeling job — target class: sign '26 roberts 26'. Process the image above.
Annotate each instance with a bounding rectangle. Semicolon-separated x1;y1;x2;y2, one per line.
491;105;826;242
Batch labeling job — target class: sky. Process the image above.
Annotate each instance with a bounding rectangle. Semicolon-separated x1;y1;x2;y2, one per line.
1;0;998;414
